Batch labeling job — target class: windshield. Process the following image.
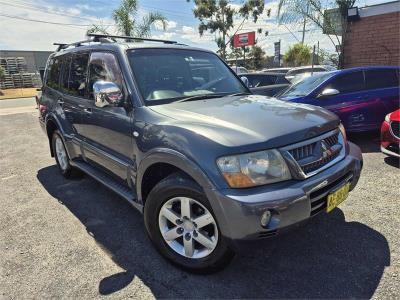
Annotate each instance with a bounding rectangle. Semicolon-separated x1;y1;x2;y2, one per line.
127;49;247;105
280;72;335;97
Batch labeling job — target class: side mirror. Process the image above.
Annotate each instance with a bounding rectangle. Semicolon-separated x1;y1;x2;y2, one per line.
240;76;249;87
318;88;339;98
93;81;123;108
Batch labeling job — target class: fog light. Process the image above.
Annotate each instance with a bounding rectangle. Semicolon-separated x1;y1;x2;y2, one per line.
260;210;272;227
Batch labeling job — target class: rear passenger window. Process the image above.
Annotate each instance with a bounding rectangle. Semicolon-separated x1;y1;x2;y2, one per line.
326;71;365;94
46;57;61;90
69;53;89;97
61;55;71;94
88;52;124;99
365;69;399;90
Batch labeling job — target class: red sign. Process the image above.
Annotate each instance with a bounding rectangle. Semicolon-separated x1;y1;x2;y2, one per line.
233;31;256;48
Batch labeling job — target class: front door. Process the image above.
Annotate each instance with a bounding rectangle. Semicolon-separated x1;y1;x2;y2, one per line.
79;51;133;182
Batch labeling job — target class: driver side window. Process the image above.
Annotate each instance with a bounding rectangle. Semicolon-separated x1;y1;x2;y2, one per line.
324;71;365;95
88;52;124;100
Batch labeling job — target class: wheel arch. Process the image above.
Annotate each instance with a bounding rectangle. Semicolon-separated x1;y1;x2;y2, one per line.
136;149;216;204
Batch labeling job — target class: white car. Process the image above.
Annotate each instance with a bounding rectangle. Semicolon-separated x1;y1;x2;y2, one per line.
285;65;336;82
231;66;249;75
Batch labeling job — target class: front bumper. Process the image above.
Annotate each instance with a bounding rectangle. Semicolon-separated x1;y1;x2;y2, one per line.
205;142;363;245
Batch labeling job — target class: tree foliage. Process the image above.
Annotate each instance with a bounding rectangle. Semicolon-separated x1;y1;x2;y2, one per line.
277;0;356;67
113;0;167;38
283;43;311;67
88;0;167;38
188;0;265;59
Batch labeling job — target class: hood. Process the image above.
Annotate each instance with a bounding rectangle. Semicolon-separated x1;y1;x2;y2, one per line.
278;95;306;102
150;95;339;148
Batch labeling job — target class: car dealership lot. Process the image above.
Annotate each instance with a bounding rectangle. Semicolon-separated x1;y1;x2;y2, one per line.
0;98;399;299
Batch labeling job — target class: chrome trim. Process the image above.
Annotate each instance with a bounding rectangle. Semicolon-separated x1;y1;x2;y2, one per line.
280;129;346;179
381;145;400;158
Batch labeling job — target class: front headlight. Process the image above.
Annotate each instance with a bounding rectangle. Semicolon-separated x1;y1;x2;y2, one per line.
385;113;392;123
216;149;291;188
339;123;347;142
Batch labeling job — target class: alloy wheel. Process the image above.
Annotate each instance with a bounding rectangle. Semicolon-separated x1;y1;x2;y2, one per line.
158;197;218;259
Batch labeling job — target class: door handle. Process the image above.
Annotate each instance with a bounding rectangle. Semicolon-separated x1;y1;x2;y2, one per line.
83;108;92;114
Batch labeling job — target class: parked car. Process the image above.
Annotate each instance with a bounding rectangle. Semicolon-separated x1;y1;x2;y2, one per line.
240;72;291;97
285;65;336;82
38;34;363;273
231;66;248;74
278;67;400;132
261;67;291;74
381;109;400;157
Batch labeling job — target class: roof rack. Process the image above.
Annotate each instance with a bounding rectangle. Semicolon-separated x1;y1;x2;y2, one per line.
86;33;178;44
54;33;181;52
53;36;113;52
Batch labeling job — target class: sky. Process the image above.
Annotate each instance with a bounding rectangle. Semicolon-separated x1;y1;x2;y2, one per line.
0;0;392;56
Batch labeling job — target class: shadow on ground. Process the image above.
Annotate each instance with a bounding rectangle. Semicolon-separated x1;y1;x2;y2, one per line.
348;130;380;153
37;166;390;298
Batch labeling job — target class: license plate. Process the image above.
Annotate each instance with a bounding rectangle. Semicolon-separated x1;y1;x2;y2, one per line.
326;183;351;213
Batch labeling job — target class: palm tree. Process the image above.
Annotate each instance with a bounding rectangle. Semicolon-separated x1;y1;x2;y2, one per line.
112;0;167;38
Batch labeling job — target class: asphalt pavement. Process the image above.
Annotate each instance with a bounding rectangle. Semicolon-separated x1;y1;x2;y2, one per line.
0;99;399;299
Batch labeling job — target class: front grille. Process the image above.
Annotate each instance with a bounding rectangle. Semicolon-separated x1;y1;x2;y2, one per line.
309;172;353;216
390;121;399;139
283;130;344;178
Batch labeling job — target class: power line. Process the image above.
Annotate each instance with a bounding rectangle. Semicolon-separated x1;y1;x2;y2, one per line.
0;13;93;27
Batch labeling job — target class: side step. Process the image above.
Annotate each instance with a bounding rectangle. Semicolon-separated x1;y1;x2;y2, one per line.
70;160;142;212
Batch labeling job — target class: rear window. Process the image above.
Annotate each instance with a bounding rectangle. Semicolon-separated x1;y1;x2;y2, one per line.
365;69;399;90
46;57;61;90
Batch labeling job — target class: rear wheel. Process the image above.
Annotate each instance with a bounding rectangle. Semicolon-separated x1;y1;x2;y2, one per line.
144;173;234;273
51;130;77;178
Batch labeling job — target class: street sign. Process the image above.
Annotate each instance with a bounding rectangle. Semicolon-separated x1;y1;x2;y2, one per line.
274;41;281;65
233;32;256;48
323;8;343;36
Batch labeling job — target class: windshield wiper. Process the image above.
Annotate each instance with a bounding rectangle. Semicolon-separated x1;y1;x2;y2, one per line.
224;92;252;97
175;93;227;103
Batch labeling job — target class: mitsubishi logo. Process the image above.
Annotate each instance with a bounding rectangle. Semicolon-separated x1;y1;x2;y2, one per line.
321;140;333;158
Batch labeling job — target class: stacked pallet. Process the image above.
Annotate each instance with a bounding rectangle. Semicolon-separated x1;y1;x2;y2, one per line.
0;57;41;89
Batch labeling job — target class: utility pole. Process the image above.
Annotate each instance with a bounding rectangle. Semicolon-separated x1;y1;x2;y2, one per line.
311;45;316;75
301;2;310;44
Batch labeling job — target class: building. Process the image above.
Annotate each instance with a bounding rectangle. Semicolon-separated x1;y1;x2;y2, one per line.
344;1;400;68
0;50;52;81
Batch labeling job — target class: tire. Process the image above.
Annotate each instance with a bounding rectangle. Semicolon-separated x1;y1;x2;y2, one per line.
144;172;235;274
51;130;79;178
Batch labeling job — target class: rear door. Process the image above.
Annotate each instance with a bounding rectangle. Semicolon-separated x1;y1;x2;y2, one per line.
364;68;400;124
313;70;386;131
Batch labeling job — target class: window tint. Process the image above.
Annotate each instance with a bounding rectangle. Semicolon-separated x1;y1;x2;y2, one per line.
60;55;71;94
46;57;61;90
246;74;276;87
325;71;364;94
365;69;399;90
88;52;124;99
69;52;89;97
276;75;289;84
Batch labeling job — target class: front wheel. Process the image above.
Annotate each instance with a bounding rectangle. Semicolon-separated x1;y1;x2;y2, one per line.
144;173;234;273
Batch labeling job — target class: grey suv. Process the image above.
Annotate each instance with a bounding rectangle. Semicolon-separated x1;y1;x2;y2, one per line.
38;34;363;273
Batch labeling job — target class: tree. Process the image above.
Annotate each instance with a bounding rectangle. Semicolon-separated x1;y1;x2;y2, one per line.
187;0;265;60
283;43;311;67
277;0;355;67
113;0;167;38
88;0;167;38
247;46;267;70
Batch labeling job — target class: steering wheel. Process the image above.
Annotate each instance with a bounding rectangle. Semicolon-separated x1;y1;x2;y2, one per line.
196;76;227;90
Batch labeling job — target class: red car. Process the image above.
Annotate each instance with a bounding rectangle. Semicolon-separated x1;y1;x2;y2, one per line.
381;109;400;158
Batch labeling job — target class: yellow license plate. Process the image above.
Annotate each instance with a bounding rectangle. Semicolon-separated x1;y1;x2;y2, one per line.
326;183;350;213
